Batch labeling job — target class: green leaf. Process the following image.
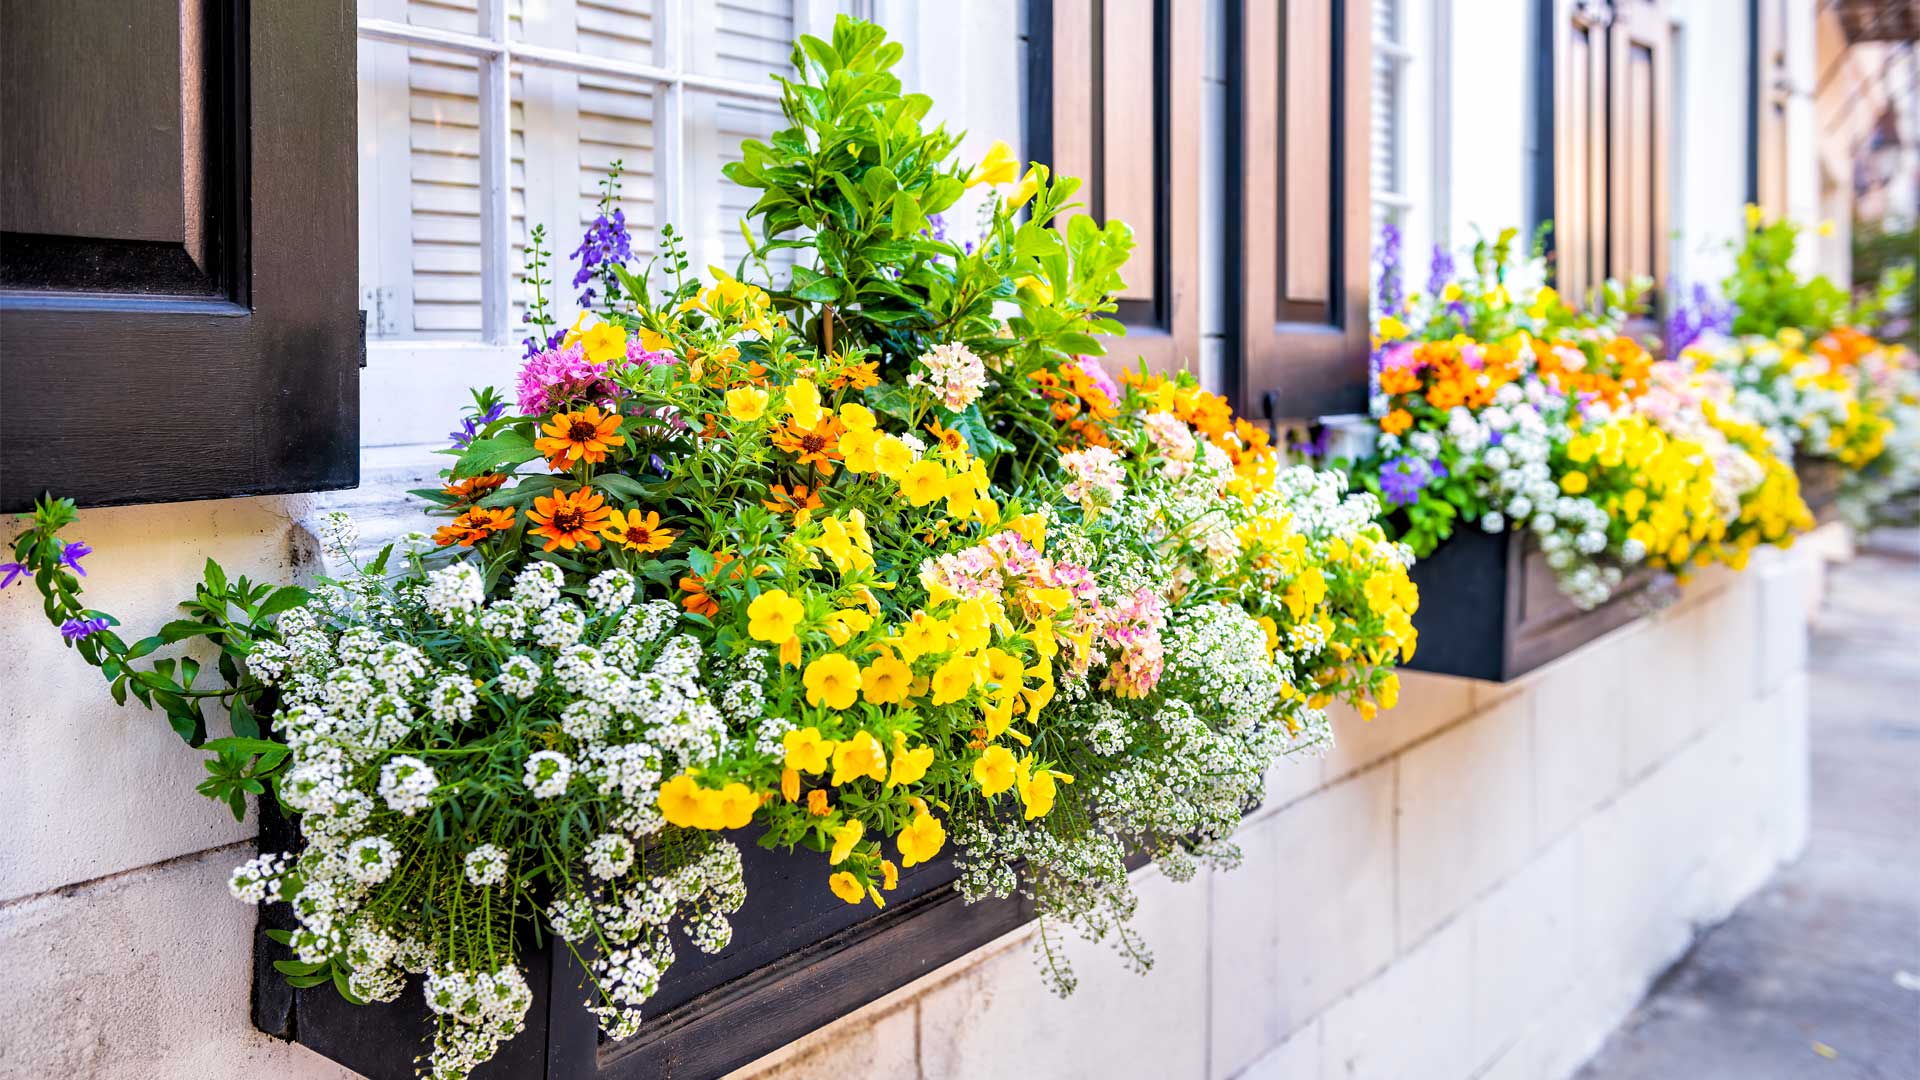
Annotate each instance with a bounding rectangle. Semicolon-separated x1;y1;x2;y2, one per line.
786;265;843;303
159;619;221;643
229;696;259;740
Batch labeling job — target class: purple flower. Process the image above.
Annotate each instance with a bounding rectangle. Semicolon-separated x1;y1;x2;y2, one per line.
449;403;507;449
1375;221;1404;315
571;209;634;306
1379;454;1446;507
59;540;91;577
1664;280;1734;357
0;562;27;589
522;327;566;361
61;616;110;642
1426;245;1456;298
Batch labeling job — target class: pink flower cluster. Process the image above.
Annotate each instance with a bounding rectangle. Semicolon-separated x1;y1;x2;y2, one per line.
1058;445;1125;513
516;343;619;415
908;342;988;412
1090;588;1165;700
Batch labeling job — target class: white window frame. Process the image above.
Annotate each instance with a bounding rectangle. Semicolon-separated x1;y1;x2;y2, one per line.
353;0;842;450
1372;0;1450;290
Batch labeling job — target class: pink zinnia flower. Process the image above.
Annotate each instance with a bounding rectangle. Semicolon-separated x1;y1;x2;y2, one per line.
516;343;618;415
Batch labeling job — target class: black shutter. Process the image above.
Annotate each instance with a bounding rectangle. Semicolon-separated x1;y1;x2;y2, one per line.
1227;0;1373;422
1;0;360;511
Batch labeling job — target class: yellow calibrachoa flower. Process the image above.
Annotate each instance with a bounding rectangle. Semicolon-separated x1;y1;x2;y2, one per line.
974;744;1017;796
830;730;888;786
931;653;980;705
785;377;823;428
657;773;709;829
1560;470;1589;494
888;731;934;787
747;589;805;643
895;611;949;661
780;767;800;803
873;434;915;478
804;653;862;710
1014;757;1069;820
862;654;913;705
828;871;863;904
896;806;947;867
899;459;950;506
782;726;836;775
829;818;865;864
880;859;900;891
725;385;769;421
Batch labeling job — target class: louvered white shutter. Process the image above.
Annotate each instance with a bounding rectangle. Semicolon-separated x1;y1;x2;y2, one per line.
357;0;803;340
1370;0;1406;244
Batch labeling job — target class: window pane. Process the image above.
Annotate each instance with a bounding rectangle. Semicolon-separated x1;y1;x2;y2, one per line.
686;88;792;287
691;0;796;83
358;40;494;339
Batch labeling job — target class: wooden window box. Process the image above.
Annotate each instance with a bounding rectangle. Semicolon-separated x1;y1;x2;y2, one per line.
1401;526;1678;682
1795;459;1844;523
255;798;1034;1079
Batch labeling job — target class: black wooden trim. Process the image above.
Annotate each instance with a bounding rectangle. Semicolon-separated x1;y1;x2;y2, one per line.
1744;0;1762;205
1;233;229;298
1531;0;1559;240
1222;0;1248;415
1024;0;1055;175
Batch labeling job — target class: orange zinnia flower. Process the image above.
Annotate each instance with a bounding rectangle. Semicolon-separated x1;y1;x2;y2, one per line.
605;508;676;554
1378;365;1422;396
678;551;743;617
535;405;626;470
926;422;967;455
527;487;612;551
1379;409;1414;436
433;506;516;547
771;416;845;475
442;473;508;504
763;484;825;517
830;360;880;391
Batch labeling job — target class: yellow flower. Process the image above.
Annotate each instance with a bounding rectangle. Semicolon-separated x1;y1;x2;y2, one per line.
974;744;1017;796
785;377;824;429
783;726;837;775
830;730;888;786
899;459;950;506
578;320;628;364
968;139;1019;188
840;426;881;473
873;434;916;478
1560;470;1588;495
880;859;900;891
1745;203;1763;229
931;653;980;705
657;773;710;829
896;809;947;867
828;871;864;904
1441;282;1464;302
1377;315;1409;341
1014;275;1054;305
888;730;935;786
781;767;800;803
1377;672;1401;710
725;386;770;421
829;818;865;864
807;789;831;816
863;654;913;705
715;783;759;829
839;402;877;430
804;653;863;711
747;589;805;644
896;612;949;661
1009;165;1044;209
1015;757;1064;820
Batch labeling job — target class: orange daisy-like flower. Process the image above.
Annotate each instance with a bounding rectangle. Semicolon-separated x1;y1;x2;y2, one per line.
605;508;676;554
527;487;613;551
1379;409;1414;436
535;405;626;470
926;422;968;455
442;473;508;504
679;551;746;617
763;483;825;517
771;416;846;475
1378;364;1423;396
830;360;880;391
433;506;516;548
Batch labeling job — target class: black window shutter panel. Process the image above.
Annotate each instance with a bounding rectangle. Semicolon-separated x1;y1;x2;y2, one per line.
0;0;359;512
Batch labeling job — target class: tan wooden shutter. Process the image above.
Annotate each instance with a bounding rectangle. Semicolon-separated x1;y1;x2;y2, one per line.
1228;0;1373;422
1028;0;1201;375
1752;0;1791;218
1551;0;1671;308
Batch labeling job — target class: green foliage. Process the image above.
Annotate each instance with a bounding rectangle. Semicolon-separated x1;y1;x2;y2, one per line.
11;496;299;818
1724;214;1851;338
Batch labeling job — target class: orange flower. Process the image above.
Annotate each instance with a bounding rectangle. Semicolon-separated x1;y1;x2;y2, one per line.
605;508;676;553
1378;365;1422;396
771;415;846;475
535;405;626;470
830;360;880;390
527;487;612;551
679;551;740;617
433;506;516;547
1379;409;1414;436
926;422;968;455
1425;379;1465;409
763;484;825;518
442;473;507;504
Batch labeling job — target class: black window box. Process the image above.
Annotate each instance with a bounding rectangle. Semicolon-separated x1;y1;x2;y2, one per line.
253;800;1034;1080
1795;459;1843;523
1401;526;1678;682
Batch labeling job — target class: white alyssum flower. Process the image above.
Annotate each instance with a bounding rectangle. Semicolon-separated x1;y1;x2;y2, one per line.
586;568;636;612
423;563;485;622
464;843;508;887
377;755;438;815
522;750;573;798
345;835;400;886
497;655;542;699
585;834;635;879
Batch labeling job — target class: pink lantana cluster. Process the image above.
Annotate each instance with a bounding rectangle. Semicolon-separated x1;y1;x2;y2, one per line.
1058;445;1126;516
516;344;620;415
908;342;988;412
1083;587;1166;700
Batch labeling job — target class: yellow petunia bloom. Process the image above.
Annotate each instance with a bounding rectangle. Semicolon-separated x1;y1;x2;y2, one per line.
931;653;980;705
828;871;864;904
782;726;836;775
785;377;824;429
725;385;770;421
967;139;1019;188
830;730;888;786
896;809;947;868
804;653;863;711
747;589;806;644
888;730;935;787
974;744;1017;796
873;434;915;478
862;654;913;705
899;459;950;506
829;818;865;865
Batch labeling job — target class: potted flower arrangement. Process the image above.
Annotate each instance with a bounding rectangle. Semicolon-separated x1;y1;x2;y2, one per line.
1336;225;1812;681
7;17;1416;1080
1676;210;1920;529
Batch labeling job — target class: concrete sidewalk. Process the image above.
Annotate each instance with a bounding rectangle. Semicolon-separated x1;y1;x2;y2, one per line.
1574;531;1920;1080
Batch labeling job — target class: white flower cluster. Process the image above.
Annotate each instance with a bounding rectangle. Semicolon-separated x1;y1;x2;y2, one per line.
233;554;745;1079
